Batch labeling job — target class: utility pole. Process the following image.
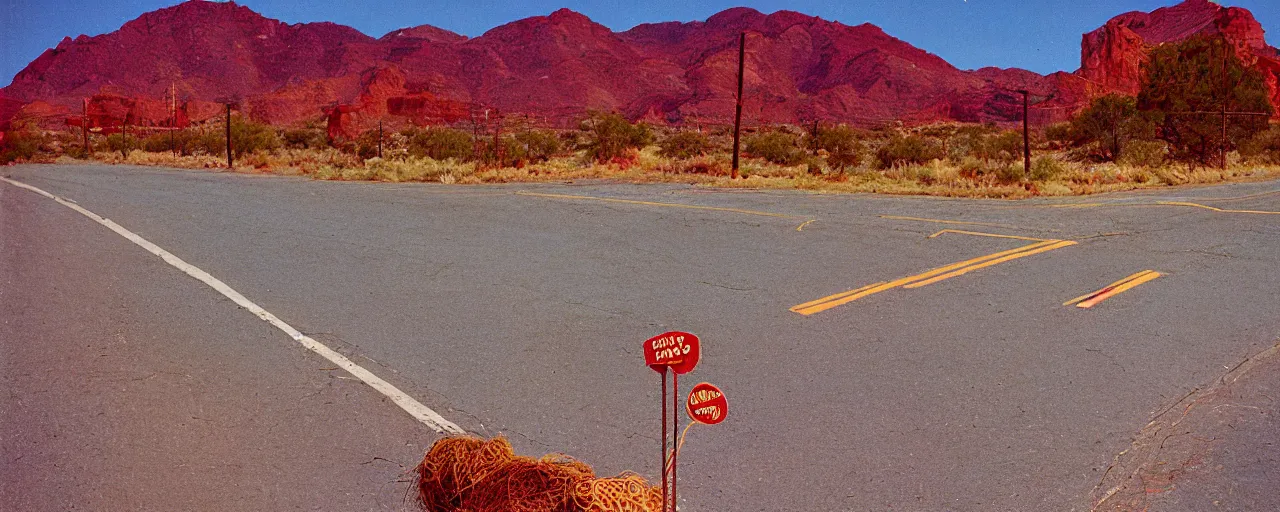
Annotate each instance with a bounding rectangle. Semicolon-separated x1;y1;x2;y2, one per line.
811;119;820;157
1020;90;1031;178
1221;52;1229;171
225;103;233;169
171;82;177;157
121;120;127;159
378;120;383;159
82;98;89;154
731;32;745;180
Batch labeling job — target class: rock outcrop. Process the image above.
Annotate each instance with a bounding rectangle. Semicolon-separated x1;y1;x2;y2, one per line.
1079;0;1280;106
2;0;1278;137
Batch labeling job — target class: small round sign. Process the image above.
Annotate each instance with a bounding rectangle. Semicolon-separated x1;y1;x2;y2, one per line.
643;331;701;374
686;382;727;425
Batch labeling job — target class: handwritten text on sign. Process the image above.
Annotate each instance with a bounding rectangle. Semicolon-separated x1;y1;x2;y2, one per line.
643;331;700;374
686;382;728;425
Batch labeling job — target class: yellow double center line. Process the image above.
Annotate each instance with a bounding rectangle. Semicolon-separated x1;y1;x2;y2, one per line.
1063;270;1162;309
791;239;1077;316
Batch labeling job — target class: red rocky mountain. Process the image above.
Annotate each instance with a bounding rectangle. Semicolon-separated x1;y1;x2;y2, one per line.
1080;0;1280;107
1;0;1277;138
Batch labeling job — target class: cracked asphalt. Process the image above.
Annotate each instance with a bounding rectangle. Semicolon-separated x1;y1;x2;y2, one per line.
2;163;1278;510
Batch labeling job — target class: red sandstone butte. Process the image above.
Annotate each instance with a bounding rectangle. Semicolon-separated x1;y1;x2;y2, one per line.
1;0;1278;137
1079;0;1280;106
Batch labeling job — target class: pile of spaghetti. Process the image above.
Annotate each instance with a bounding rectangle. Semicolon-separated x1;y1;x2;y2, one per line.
415;436;663;512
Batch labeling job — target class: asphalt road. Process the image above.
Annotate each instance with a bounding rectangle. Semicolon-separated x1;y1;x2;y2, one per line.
2;163;1278;511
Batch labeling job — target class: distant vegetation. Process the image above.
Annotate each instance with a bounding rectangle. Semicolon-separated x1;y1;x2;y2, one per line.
4;35;1277;197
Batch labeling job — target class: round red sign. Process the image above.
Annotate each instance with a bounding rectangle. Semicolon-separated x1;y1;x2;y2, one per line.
686;382;727;425
643;331;700;374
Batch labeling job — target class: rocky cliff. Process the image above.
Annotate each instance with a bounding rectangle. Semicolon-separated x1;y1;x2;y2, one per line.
2;0;1277;137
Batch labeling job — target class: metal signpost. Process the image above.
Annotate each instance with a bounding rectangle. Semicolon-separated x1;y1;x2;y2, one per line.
643;331;704;512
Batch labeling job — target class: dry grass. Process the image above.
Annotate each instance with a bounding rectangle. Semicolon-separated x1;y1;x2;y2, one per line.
64;145;1280;198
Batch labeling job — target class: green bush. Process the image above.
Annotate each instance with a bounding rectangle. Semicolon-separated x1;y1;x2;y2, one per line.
876;135;943;169
659;130;712;159
514;130;562;162
958;156;986;177
996;163;1025;184
191;130;227;156
0;123;41;163
1069;94;1153;162
354;129;385;160
406;127;474;161
229;116;281;158
972;131;1023;163
1140;35;1273;165
945;124;1000;160
580;112;652;162
96;132;132;155
1117;140;1168;168
1044;123;1073;146
1240;127;1280;164
64;143;90;159
282;128;328;150
140;130;199;154
474;135;529;166
814;124;864;170
745;131;802;165
1030;156;1066;181
142;133;171;153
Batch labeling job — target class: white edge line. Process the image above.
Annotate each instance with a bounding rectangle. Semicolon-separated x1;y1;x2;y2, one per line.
2;176;465;435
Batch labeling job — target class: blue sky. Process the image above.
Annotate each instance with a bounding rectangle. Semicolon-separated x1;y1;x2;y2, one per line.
3;0;1278;86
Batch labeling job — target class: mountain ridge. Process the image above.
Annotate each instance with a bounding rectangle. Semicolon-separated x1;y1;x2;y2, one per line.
2;0;1277;138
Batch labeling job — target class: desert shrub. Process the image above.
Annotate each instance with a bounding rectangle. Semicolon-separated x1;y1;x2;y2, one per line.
1030;156;1066;181
659;130;712;159
0;123;41;163
1044;123;1074;147
190;129;227;156
1069;94;1154;161
957;156;986;178
514;129;562;162
140;130;199;154
473;135;529;167
96;133;132;155
815;124;864;171
915;124;962;158
282;127;328;150
876;135;943;169
971;130;1023;163
406;127;474;161
580;112;652;162
142;132;171;153
1239;127;1280;164
1153;167;1191;186
229;116;281;157
995;163;1025;184
1139;35;1273;165
664;154;730;175
354;129;385;160
63;142;90;159
944;124;999;160
1118;140;1168;168
558;130;585;151
745;131;802;165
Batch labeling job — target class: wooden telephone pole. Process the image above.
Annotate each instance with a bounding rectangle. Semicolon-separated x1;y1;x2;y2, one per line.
1019;90;1031;177
82;98;89;154
225;103;233;169
731;32;745;180
171;82;177;157
1222;52;1229;170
